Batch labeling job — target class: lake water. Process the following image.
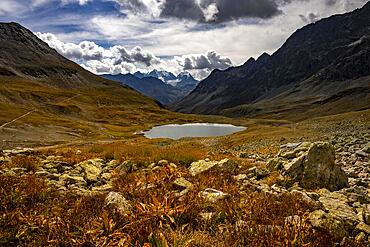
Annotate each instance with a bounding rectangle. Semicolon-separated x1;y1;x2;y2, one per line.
143;123;246;140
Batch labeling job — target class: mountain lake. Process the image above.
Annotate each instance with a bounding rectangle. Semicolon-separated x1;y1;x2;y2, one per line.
142;123;246;140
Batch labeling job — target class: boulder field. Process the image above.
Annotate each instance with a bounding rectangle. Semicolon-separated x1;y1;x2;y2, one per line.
1;136;369;244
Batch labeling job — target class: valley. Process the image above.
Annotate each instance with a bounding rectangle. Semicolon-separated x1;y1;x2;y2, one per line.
0;2;369;247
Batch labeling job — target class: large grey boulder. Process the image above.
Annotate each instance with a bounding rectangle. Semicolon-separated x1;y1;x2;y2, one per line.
269;142;348;191
286;142;348;191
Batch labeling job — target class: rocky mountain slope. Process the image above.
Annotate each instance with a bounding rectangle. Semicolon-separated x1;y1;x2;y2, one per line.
101;73;185;105
0;22;172;147
173;2;370;119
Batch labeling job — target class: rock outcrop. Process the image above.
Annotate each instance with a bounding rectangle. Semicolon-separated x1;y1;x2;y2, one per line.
268;142;348;191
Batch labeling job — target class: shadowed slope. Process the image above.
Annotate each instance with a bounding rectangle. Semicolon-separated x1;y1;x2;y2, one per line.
173;3;370;119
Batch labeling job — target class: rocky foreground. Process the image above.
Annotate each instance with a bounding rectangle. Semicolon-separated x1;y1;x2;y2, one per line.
0;133;369;246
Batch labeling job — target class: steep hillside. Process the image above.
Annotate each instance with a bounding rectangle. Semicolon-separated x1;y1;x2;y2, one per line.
101;73;185;105
0;22;183;148
173;3;370;119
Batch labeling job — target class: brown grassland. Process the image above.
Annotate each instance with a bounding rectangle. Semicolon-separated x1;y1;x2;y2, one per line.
0;96;369;246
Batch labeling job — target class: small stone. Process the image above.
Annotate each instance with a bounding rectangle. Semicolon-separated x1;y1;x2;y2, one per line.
92;184;113;192
0;156;10;163
158;160;169;166
173;177;193;190
362;204;370;225
199;188;229;203
59;174;87;186
362;144;370;153
2;169;17;176
285;215;302;225
217;158;239;172
189;160;218;176
140;183;156;190
199;212;215;221
152;166;162;171
77;159;103;183
318;189;359;230
101;173;112;181
10;167;28;175
148;163;156;169
266;158;284;171
106;160;119;168
284;154;305;172
355;222;370;235
105;192;132;216
47;173;61;181
173;177;193;197
35;171;50;177
169;163;177;169
309;210;348;240
356;150;368;157
290;190;320;209
355;232;366;242
115;160;135;174
247;166;269;179
233;174;247;182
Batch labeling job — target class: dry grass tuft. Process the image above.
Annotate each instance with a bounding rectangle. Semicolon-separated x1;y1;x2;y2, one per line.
9;155;39;172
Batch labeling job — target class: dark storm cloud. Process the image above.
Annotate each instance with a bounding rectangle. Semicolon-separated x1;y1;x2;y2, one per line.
203;0;281;21
161;0;204;20
114;0;352;24
160;0;283;23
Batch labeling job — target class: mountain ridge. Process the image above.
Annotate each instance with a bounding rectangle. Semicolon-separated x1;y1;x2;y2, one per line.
173;3;370;119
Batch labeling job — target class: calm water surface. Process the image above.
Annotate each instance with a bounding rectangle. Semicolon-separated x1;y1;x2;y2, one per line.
143;123;246;140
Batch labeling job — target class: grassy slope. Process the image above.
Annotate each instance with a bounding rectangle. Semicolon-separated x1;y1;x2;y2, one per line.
0;75;207;148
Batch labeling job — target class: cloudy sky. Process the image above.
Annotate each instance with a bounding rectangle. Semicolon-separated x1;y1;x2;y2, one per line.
0;0;368;79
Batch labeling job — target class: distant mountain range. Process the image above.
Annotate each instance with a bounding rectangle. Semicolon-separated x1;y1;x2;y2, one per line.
102;70;199;105
134;70;199;93
173;2;370;120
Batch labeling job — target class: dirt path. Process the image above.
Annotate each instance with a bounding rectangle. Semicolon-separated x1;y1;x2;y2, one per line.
0;109;37;130
0;94;81;130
